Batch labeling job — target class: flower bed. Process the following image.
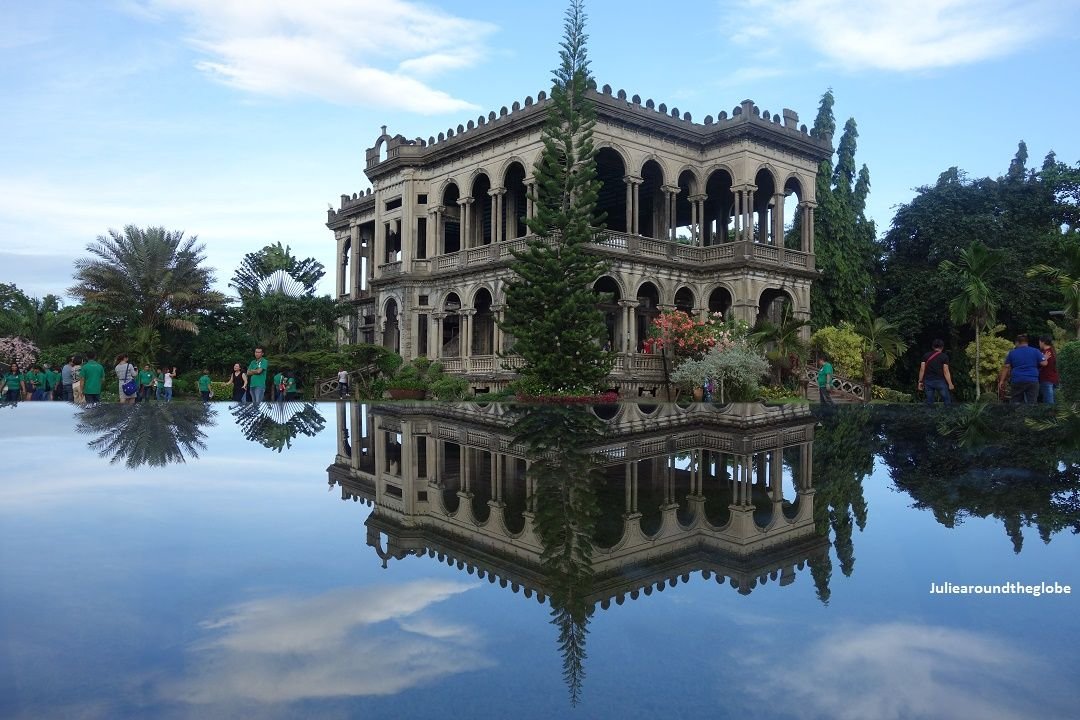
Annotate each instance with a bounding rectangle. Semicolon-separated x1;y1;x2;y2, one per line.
514;391;620;404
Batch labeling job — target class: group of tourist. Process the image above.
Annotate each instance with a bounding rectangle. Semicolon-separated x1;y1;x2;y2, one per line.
1;347;304;405
916;334;1059;405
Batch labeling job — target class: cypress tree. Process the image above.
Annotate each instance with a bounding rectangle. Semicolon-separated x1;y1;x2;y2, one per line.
500;0;613;395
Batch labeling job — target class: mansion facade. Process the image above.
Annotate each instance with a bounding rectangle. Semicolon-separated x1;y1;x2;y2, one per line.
328;86;831;394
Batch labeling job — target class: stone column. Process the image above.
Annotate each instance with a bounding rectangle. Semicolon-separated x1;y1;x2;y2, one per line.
624;176;634;234
489;188;506;244
492;304;504;355
618;299;636;354
432;313;445;358
690;194;707;245
771;193;785;246
459;197;473;248
733;189;743;240
745;186;756;242
806;204;816;254
349;223;360;298
662;184;679;241
336;236;346;297
426;206;440;258
462;309;476;366
525;178;536;222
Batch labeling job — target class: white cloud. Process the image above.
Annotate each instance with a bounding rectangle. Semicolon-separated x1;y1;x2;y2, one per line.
745;622;1068;719
162;581;493;704
735;0;1066;72
139;0;497;112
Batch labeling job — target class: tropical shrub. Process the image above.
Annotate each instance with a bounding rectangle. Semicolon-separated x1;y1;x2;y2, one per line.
871;385;914;403
964;326;1014;397
1059;340;1080;403
810;323;862;378
670;339;769;402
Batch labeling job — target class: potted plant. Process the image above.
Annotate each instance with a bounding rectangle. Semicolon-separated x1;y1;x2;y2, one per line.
386;362;428;400
669;357;709;401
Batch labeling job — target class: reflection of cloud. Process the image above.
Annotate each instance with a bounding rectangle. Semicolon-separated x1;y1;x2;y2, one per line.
750;622;1062;719
164;581;491;704
733;0;1065;73
139;0;495;112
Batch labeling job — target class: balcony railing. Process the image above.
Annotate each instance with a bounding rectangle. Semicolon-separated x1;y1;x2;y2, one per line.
380;232;813;279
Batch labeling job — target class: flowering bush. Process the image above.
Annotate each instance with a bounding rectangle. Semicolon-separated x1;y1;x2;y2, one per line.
0;336;39;370
669;339;769;402
646;311;746;360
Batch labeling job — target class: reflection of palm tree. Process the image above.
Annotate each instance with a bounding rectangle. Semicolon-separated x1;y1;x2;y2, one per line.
77;403;215;467
512;405;603;706
231;401;325;452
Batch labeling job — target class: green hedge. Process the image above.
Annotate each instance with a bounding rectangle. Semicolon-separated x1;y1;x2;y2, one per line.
1059;340;1080;403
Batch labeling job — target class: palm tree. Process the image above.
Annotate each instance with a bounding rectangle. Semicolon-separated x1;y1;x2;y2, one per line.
69;226;225;359
1027;240;1080;339
77;403;215;467
854;312;908;401
939;240;1004;398
751;301;809;386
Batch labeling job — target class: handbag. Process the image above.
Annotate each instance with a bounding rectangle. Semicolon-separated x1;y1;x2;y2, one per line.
122;364;137;396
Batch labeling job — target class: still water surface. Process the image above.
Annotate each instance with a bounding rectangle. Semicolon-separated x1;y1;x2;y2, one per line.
1;400;1078;719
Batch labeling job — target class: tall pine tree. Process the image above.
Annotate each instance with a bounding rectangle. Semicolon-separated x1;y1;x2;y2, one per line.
500;0;612;394
809;91;879;329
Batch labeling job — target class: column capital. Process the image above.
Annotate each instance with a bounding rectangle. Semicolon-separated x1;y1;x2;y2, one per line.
461;308;477;317
657;304;676;312
487;187;507;197
735;183;757;193
688;193;708;202
798;200;818;209
427;205;444;215
432;312;448;320
623;174;643;185
618;299;639;309
458;196;475;206
661;184;681;195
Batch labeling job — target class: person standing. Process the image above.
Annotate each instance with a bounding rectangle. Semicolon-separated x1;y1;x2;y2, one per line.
917;339;954;405
3;363;25;402
229;363;248;403
197;369;212;402
998;334;1044;404
1038;336;1059;404
71;356;85;405
247;348;268;405
162;367;175;402
154;367;164;401
26;365;44;400
816;356;834;404
137;363;154;402
45;364;62;400
61;357;75;402
337;368;349;399
272;370;284;401
115;354;137;404
80;352;106;405
285;372;298;400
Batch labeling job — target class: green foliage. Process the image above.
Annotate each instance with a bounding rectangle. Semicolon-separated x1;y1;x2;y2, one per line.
670;340;769;402
69;225;226;360
964;327;1013;396
386;355;471;399
879;147;1078;388
1058;340;1080;403
810;323;862;378
76;402;215;467
501;0;613;395
853;312;908;397
430;376;470;401
751;302;809;384
809;91;878;328
1027;238;1080;339
758;384;805;402
870;385;914;403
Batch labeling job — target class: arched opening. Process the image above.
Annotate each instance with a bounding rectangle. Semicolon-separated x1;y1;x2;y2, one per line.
636;282;660;352
377;138;388;163
470;173;493;247
594;463;628;549
704;169;734;245
753;168;778;244
758;288;794;327
504;162;528;240
503;456;528;534
470;447;492;524
702;450;734;527
674;287;695;315
472;288;495;356
675;170;697;243
593;276;621;352
341;237;351;296
442;183;461;254
442;292;462;357
708;287;733;319
441;441;461;514
639;160;665;239
783;176;804;250
383;298;400;353
596;147;627;232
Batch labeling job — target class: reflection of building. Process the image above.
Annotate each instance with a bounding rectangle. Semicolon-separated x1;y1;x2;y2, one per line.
328;402;826;602
327;87;830;393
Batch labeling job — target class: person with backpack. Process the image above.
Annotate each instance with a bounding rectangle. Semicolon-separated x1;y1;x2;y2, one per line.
115;354;137;404
917;339;954;405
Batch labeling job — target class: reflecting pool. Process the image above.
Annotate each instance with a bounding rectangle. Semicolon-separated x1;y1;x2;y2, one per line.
1;400;1078;719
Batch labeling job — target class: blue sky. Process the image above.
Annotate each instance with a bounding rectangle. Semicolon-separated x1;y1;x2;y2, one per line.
3;0;1079;300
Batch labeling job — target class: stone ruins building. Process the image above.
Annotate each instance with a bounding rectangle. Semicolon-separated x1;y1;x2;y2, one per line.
328;85;831;394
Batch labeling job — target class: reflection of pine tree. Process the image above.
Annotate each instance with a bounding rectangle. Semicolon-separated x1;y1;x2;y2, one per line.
512;404;603;706
77;403;215;467
231;401;325;452
810;405;877;600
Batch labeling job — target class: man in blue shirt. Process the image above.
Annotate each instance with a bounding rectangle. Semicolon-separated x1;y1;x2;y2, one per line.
998;334;1045;404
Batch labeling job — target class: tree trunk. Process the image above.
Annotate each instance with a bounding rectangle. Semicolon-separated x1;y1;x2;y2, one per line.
974;327;982;399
